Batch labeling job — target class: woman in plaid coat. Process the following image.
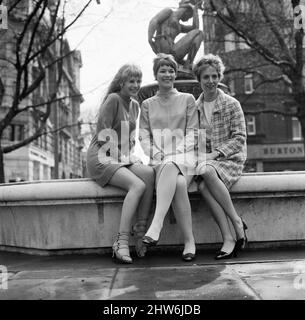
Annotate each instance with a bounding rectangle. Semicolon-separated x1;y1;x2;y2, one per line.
193;54;248;260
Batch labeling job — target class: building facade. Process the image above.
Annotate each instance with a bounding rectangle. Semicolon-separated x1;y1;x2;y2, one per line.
202;0;305;172
0;0;84;182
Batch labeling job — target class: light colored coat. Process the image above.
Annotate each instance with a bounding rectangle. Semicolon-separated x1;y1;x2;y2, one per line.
196;89;247;189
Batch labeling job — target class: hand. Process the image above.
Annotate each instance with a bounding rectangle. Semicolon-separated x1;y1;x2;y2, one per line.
129;154;143;164
154;152;164;162
206;151;221;161
196;161;206;175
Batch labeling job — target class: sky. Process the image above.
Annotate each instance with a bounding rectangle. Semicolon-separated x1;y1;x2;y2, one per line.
65;0;180;121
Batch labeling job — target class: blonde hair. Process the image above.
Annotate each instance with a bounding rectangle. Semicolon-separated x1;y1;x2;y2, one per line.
193;54;225;81
103;64;142;102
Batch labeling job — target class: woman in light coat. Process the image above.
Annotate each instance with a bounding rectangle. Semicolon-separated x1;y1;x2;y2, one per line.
193;54;248;260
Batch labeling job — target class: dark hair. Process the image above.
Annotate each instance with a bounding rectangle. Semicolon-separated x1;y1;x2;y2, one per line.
103;64;142;102
192;54;225;82
153;53;178;78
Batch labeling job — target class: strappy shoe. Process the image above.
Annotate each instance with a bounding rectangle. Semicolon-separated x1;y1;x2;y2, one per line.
112;232;132;264
131;219;148;258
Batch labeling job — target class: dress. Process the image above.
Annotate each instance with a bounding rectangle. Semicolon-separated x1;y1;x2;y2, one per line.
86;93;139;187
139;88;198;186
196;89;247;189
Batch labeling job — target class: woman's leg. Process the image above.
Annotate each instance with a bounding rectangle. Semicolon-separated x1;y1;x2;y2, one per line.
171;175;195;255
128;164;155;256
144;162;180;241
200;165;244;239
108;166;146;263
109;167;146;234
198;180;235;253
128;164;155;223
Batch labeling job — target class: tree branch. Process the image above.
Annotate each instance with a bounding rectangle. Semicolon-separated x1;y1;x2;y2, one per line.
27;0;94;65
257;0;295;66
209;0;293;69
20;93;82;112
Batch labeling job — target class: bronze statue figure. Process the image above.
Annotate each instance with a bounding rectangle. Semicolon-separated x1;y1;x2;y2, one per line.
148;0;204;71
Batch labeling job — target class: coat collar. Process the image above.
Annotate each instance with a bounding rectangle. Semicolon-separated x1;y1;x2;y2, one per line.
197;88;226;113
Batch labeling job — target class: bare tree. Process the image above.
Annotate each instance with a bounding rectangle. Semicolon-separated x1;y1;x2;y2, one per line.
204;0;305;140
0;0;98;182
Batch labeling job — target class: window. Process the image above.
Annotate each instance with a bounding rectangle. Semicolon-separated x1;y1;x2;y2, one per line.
237;36;250;50
244;74;254;94
292;117;303;141
2;124;24;142
246;115;256;135
33;161;40;180
224;33;236;52
0;4;8;30
43;165;49;180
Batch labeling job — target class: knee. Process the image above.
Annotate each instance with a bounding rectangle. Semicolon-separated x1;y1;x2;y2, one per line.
201;165;216;181
130;178;146;195
176;175;187;191
163;162;176;170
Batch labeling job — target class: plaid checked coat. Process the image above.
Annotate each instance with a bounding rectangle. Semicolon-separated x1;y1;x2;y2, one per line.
196;89;247;189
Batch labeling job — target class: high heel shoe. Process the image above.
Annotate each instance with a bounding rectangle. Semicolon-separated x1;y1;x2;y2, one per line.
142;235;158;246
112;232;133;264
236;219;248;251
215;242;238;260
182;252;196;262
131;219;148;258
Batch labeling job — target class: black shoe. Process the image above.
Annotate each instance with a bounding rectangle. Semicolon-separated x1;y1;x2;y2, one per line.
182;252;196;262
236;219;248;251
142;235;158;246
215;243;238;260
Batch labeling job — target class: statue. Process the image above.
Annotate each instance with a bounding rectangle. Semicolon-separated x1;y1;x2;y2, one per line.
148;0;204;75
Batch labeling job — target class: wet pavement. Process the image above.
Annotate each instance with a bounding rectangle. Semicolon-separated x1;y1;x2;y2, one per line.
1;247;305;300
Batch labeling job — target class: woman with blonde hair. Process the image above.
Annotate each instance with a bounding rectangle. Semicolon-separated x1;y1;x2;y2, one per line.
87;64;155;264
193;54;248;260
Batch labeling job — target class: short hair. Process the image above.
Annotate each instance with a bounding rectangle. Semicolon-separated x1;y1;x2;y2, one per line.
192;54;225;82
103;64;142;102
153;53;178;78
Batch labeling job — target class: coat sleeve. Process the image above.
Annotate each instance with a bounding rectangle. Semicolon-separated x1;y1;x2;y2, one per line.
215;99;247;158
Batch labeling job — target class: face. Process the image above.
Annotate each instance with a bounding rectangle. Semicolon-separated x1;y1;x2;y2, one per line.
156;65;176;89
120;76;142;98
199;65;220;95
